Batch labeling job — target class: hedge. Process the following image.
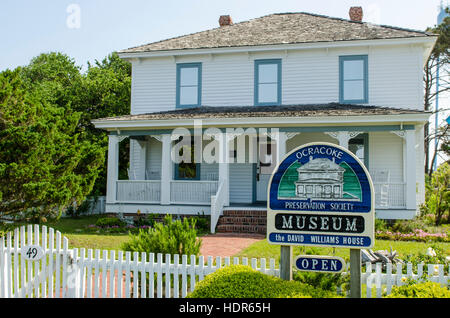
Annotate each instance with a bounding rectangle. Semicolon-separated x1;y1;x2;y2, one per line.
187;265;341;298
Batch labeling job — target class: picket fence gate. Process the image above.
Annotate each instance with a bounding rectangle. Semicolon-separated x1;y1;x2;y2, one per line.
0;224;448;298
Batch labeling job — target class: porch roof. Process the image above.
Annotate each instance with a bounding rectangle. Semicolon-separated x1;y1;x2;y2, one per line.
94;103;429;122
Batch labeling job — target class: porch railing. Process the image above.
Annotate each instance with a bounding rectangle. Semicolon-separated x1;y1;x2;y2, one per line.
373;182;406;209
170;181;218;205
116;180;161;203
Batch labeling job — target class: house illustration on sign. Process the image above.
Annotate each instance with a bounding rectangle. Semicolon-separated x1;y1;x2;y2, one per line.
295;156;345;199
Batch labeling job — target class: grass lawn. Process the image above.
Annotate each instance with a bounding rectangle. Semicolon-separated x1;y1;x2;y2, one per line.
39;215;450;263
44;215;130;252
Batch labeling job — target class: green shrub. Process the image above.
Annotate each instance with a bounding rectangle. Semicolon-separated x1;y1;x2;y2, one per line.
403;245;449;273
375;219;389;232
187;265;340;298
192;213;210;234
293;271;349;293
385;281;450;298
391;218;427;233
95;216;126;228
133;213;157;227
420;163;450;226
121;214;201;256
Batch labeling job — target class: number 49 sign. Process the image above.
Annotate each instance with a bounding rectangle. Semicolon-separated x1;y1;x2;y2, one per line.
21;245;45;261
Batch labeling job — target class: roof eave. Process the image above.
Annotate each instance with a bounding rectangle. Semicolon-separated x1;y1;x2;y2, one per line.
92;112;431;131
117;36;438;60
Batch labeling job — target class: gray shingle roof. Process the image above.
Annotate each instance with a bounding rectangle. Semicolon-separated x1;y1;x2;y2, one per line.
120;12;431;54
94;103;428;122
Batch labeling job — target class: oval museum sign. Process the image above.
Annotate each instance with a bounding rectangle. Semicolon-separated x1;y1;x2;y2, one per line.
267;142;375;249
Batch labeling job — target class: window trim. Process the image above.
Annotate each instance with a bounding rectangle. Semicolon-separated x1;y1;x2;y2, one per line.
176;62;202;109
339;55;368;104
254;59;282;106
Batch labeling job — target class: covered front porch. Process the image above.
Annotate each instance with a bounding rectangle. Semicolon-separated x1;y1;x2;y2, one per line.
91;104;430;233
104;128;422;232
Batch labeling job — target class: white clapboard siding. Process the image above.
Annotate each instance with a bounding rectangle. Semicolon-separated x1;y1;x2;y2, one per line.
229;163;255;204
131;45;423;115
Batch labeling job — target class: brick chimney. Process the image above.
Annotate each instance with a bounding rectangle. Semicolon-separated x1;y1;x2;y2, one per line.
219;15;233;27
349;6;363;22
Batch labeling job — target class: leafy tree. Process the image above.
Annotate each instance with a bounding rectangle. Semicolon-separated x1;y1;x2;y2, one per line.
0;69;104;225
424;7;450;174
73;52;131;134
73;52;132;195
19;51;131;196
428;123;450;175
421;162;450;225
20;52;83;111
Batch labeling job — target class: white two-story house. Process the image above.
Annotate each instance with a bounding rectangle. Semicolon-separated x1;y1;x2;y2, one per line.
92;9;437;233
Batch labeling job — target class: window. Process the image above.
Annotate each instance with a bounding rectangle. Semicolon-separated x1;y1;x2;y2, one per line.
254;59;281;106
174;137;200;180
176;63;202;108
339;55;368;104
349;133;369;167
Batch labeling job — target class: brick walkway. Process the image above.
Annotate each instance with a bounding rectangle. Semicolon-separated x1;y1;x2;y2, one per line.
199;233;265;258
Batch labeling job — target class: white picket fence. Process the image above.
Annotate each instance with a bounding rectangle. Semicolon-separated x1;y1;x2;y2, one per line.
0;224;278;298
361;261;449;298
0;224;448;298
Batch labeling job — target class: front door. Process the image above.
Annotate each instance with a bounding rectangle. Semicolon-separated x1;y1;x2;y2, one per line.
256;140;277;201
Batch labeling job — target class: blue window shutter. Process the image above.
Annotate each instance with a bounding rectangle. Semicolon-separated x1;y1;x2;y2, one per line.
254;59;282;106
176;63;202;109
339;55;368;104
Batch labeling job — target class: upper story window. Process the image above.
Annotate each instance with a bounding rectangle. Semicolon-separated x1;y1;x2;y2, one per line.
254;59;281;106
339;55;368;104
176;63;202;108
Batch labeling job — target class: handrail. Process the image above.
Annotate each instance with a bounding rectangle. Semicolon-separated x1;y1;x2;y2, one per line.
210;180;225;233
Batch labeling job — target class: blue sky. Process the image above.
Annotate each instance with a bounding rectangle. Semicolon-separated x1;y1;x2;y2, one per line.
0;0;446;71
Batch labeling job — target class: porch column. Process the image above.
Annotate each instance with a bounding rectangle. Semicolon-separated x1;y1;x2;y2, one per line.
106;135;120;204
404;130;417;210
219;132;230;206
160;134;172;205
276;132;287;166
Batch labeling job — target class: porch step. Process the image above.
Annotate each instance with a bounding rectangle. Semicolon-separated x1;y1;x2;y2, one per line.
215;210;267;235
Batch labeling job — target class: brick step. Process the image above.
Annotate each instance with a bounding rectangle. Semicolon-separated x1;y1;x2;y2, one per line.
222;210;267;217
216;224;266;235
215;210;267;234
217;216;266;225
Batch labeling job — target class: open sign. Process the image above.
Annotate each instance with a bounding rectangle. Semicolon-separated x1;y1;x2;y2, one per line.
295;255;346;273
